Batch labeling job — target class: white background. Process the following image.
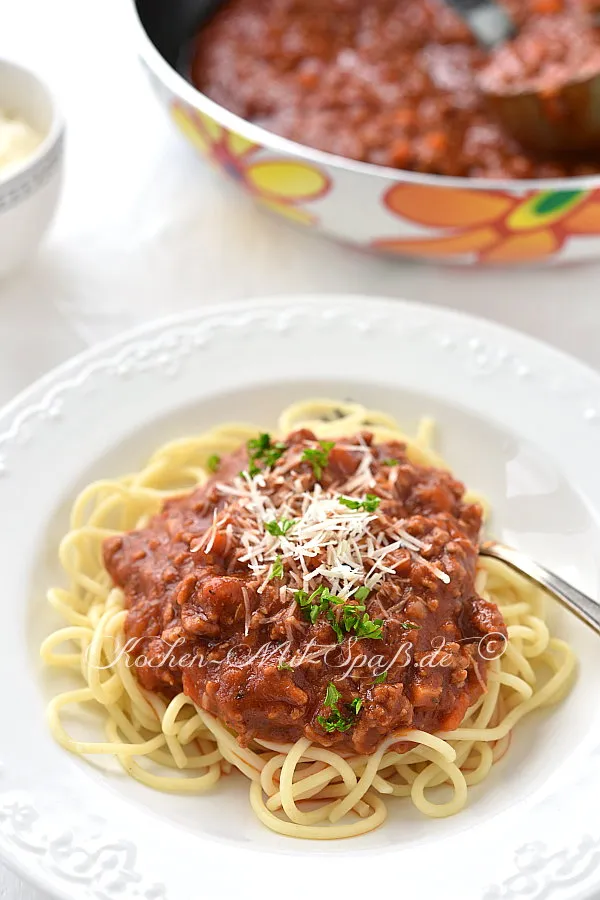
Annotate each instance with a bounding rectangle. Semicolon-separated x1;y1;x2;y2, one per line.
1;0;600;896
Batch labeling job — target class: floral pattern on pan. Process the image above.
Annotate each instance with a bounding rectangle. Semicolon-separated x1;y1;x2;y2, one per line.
171;102;331;225
375;185;600;265
169;99;600;266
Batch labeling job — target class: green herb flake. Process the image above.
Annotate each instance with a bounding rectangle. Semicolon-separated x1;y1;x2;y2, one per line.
294;585;331;623
247;433;271;455
374;671;388;684
293;589;310;608
326;611;344;644
383;458;399;467
338;495;360;511
265;518;296;537
245;433;286;477
269;555;284;580
400;621;421;631
339;493;381;513
324;682;341;708
309;604;322;625
355;586;370;601
268;443;287;466
341;603;365;634
317;713;354;733
301;441;335;480
317;684;363;733
277;660;293;672
294;585;382;640
354;613;384;640
206;454;221;473
362;493;381;512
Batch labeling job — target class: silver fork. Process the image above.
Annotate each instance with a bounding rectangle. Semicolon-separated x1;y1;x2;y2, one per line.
480;541;600;636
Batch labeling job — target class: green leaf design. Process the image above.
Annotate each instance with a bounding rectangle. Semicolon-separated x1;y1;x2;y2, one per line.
534;191;584;217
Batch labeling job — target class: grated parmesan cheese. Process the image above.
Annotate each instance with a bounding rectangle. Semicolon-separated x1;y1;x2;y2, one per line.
212;444;450;601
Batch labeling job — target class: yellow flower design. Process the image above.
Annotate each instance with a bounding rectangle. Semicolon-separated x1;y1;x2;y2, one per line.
374;183;600;264
171;103;330;225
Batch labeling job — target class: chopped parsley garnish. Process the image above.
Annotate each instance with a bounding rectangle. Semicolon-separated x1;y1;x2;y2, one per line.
324;682;341;707
354;613;384;640
270;555;284;580
294;585;383;642
399;621;421;631
317;682;363;733
328;617;344;643
309;604;322;625
339;493;381;513
265;517;296;537
301;441;335;480
245;433;286;477
277;660;293;672
340;602;366;633
206;454;221;473
317;712;354;733
362;494;381;512
383;458;399;466
294;584;328;609
374;671;388;684
355;586;370;601
293;588;312;610
294;585;333;626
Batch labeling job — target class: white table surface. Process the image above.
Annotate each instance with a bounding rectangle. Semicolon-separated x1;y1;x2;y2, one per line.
1;0;600;896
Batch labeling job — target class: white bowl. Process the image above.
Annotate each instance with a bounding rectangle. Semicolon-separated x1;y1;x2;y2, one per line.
0;58;64;278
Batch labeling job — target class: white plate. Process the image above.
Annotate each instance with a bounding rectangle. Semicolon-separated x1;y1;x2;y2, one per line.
1;295;600;900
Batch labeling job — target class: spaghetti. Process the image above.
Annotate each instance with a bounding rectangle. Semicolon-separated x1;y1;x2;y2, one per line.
41;399;576;839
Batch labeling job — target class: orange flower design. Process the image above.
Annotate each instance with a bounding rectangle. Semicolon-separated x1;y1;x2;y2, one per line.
374;184;600;264
171;103;330;225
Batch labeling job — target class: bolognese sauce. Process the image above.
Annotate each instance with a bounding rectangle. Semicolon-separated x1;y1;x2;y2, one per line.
103;430;505;756
191;0;600;178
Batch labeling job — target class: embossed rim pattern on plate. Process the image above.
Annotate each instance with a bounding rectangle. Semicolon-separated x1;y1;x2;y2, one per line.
1;295;600;900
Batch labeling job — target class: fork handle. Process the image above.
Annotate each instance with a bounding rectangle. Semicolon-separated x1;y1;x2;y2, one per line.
481;541;600;635
444;0;516;49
